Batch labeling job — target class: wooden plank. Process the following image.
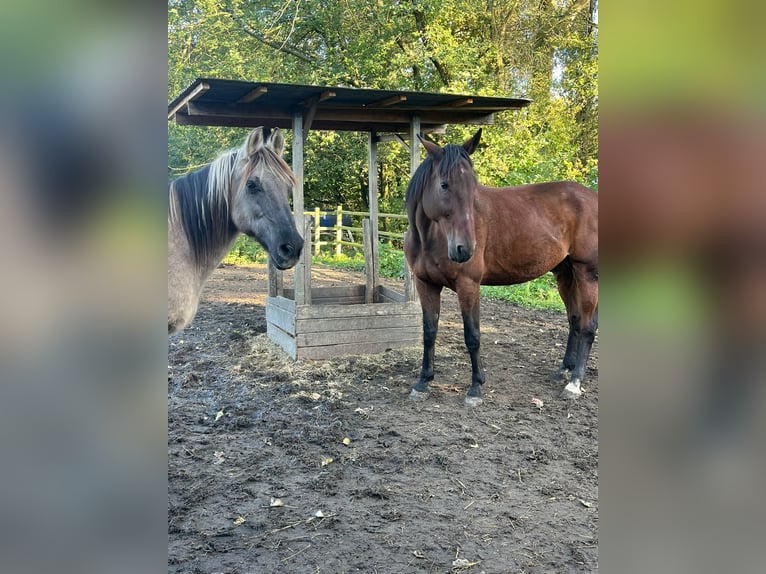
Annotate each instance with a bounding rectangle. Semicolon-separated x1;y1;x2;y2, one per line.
296;338;421;360
184;102;497;126
297;326;419;348
378;285;406;303
167;81;209;120
437;97;473;108
267;295;296;313
295;301;421;320
296;312;420;335
365;94;407;108
267;322;297;359
174;113;452;133
309;297;366;306
266;303;296;336
283;286;365;300
237;86;268;103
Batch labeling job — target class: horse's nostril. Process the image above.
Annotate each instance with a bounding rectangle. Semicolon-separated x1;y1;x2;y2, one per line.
452;243;472;263
279;243;295;259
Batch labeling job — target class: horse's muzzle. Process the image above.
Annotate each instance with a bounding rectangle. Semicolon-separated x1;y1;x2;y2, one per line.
272;238;304;269
448;242;474;263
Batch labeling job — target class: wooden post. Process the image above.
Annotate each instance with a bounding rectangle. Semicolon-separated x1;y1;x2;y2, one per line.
410;115;421;176
268;260;283;297
403;232;417;302
363;219;375;304
406;116;421;303
368;132;380;301
292;111;309;305
313;207;321;255
294;218;312;306
335;204;343;257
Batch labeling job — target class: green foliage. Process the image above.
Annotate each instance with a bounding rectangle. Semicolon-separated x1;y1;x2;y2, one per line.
222;235;268;266
312;252;366;274
313;243;405;279
169;0;598;193
480;274;565;312
378;243;406;280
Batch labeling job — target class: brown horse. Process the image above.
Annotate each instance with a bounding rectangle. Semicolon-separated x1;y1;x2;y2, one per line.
404;130;598;405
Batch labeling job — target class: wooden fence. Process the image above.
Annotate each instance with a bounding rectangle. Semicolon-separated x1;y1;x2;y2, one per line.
306;206;408;256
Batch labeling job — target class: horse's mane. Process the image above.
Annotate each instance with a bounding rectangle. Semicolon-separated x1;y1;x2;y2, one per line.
404;143;473;220
168;138;294;266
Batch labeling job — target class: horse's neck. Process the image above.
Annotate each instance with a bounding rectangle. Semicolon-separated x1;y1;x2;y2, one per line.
171;165;242;283
413;202;439;239
197;228;239;282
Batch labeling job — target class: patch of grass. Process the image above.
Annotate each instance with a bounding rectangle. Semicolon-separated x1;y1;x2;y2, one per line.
314;243;405;279
223;236;267;265
480;273;564;312
313;252;366;273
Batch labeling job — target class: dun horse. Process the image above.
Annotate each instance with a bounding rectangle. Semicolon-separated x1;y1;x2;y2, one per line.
168;127;303;334
404;130;598;405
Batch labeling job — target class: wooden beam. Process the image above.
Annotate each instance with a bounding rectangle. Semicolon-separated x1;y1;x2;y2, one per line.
167;81;209;120
237;85;268;103
368;132;379;302
303;103;318;142
184;102;495;126
437;97;473;108
318;90;336;103
299;90;336;108
174;112;454;133
376;127;445;144
365;94;407;108
300;91;336;140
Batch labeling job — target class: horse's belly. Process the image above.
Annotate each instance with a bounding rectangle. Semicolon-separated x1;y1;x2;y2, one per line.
481;260;556;286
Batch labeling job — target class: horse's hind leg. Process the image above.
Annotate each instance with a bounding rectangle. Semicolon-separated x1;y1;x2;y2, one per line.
410;279;443;400
559;261;598;399
553;259;578;378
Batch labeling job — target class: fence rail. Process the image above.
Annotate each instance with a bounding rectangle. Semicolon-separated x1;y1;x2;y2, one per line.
305;206;407;256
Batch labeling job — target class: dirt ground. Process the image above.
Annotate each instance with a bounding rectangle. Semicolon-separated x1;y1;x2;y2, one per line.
168;262;598;573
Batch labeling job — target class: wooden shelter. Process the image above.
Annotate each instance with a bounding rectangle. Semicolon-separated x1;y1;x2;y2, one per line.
168;78;530;359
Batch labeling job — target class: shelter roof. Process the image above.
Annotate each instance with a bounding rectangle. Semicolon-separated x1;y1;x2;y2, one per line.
168;78;531;133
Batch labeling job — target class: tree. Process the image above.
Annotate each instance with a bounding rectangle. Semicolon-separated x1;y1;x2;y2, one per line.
168;0;598;203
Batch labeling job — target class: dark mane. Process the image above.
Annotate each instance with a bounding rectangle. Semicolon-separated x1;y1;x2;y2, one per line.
405;143;473;220
168;149;241;266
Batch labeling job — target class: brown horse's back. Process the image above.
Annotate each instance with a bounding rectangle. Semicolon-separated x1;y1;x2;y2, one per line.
476;181;597;285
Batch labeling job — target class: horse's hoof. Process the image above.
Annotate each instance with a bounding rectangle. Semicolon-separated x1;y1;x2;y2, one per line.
560;381;583;399
464;396;483;408
409;389;429;401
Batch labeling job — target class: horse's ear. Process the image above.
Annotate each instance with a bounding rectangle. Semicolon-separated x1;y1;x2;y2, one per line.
418;134;443;159
246;127;265;157
462;129;482;155
268;128;285;157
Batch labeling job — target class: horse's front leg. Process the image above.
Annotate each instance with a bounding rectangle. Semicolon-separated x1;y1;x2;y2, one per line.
409;279;442;400
457;281;485;407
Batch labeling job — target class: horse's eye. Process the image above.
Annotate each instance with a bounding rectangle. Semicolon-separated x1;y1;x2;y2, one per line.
246;180;260;192
440;181;449;190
